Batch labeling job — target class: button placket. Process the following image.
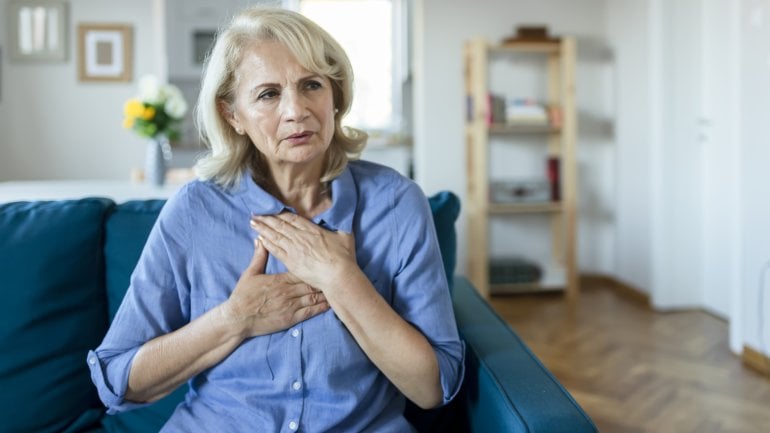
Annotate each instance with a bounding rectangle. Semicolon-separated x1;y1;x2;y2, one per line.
286;323;304;431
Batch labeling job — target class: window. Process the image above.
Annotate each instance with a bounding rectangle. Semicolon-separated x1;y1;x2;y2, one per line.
287;0;410;144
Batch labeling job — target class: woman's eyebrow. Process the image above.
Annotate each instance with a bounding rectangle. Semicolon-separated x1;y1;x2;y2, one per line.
250;82;279;97
250;74;324;96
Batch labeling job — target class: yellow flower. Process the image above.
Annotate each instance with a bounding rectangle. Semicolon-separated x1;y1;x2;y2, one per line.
141;106;156;120
123;98;144;118
122;117;135;129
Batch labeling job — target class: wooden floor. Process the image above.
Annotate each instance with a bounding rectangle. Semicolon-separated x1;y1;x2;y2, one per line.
489;280;770;433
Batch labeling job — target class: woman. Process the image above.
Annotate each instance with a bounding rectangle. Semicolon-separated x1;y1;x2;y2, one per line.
88;6;464;432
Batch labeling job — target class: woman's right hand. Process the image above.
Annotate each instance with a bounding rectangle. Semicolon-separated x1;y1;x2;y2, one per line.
222;238;329;338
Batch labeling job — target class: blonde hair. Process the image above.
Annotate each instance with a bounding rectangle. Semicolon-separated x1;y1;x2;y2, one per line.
194;6;367;188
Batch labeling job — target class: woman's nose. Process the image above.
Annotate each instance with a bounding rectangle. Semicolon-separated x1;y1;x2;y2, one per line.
280;91;310;122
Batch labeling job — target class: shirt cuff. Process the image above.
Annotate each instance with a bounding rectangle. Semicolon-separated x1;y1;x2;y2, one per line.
436;340;466;405
87;348;151;414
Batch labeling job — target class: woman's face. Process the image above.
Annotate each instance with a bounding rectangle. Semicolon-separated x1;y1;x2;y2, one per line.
226;41;335;173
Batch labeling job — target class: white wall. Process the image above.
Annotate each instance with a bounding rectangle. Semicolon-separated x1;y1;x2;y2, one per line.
0;0;163;181
739;0;770;357
605;0;654;293
413;0;613;276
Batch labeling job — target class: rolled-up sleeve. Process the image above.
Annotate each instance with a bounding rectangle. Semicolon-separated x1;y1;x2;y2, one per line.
390;182;465;405
87;188;192;413
87;347;145;413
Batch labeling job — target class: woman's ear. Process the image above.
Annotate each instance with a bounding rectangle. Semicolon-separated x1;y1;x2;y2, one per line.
217;99;242;133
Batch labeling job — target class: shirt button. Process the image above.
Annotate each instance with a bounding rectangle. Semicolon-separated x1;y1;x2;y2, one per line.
292;381;302;391
88;357;97;365
288;420;298;431
291;329;300;338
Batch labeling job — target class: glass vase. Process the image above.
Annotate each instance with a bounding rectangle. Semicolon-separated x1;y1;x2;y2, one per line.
145;135;172;187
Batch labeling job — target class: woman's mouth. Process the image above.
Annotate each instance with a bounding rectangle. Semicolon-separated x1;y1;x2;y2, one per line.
284;131;314;145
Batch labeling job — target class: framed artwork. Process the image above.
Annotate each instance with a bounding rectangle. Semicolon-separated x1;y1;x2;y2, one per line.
77;23;133;82
193;30;216;65
7;0;68;62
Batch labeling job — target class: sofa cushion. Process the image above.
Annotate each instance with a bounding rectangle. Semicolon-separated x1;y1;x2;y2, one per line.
102;200;188;433
427;191;460;287
0;198;113;433
104;200;166;320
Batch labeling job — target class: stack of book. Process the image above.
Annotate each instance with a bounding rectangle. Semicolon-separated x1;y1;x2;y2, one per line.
505;98;549;126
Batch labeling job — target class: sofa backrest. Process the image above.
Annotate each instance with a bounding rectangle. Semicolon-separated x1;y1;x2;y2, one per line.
0;199;113;433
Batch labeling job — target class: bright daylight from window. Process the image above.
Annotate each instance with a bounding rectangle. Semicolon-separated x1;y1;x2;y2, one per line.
299;0;394;133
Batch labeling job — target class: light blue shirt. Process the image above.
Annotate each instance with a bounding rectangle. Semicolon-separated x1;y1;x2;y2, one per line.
88;161;465;433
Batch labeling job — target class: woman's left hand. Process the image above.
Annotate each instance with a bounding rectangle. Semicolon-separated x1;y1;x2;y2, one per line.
250;213;357;292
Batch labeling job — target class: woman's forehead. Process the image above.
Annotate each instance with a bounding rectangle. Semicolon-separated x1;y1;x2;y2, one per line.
237;42;321;82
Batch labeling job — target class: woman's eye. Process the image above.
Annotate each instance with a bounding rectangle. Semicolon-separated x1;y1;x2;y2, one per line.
258;89;279;100
305;80;322;90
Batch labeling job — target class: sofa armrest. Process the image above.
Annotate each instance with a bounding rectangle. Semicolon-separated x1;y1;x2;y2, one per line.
451;277;598;433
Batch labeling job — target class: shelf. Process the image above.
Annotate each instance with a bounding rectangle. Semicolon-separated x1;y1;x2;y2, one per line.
488;202;563;214
488;123;561;135
489;261;567;294
465;36;578;300
491;41;561;54
490;282;564;295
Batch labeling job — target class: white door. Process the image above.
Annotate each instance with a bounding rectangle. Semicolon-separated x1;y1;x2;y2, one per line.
699;0;740;320
651;0;738;321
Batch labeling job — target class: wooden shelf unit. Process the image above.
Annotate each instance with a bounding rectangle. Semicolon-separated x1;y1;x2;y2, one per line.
464;36;579;299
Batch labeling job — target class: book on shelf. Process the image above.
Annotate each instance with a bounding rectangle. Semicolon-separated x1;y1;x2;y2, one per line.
547;105;562;129
490;179;551;204
466;94;560;129
547;156;560;201
505;98;549;126
487;93;507;125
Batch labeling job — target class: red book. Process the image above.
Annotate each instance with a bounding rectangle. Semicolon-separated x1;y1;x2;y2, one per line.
547;157;560;201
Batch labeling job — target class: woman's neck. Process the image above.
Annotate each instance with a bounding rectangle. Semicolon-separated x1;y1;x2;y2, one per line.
260;163;332;219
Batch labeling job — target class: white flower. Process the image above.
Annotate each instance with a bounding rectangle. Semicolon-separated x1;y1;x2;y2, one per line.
138;75;161;103
165;92;188;119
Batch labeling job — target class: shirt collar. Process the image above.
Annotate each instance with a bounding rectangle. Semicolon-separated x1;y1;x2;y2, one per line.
316;166;357;233
232;165;358;233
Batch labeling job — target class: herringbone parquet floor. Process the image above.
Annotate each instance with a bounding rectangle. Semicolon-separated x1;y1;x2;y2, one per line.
489;280;770;433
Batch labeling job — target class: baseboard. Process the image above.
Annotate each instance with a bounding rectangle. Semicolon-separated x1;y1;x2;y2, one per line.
580;273;651;307
742;345;770;378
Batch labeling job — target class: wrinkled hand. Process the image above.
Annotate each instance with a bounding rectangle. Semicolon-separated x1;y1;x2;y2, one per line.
222;238;329;338
250;213;357;292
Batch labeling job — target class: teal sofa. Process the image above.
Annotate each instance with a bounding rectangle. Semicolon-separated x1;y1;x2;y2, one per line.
0;193;597;433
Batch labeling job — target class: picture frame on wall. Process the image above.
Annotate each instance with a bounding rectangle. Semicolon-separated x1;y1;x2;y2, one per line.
7;0;68;62
77;23;133;82
193;30;217;65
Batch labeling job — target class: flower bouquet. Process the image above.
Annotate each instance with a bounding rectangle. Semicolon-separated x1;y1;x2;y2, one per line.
122;75;188;186
122;75;188;140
